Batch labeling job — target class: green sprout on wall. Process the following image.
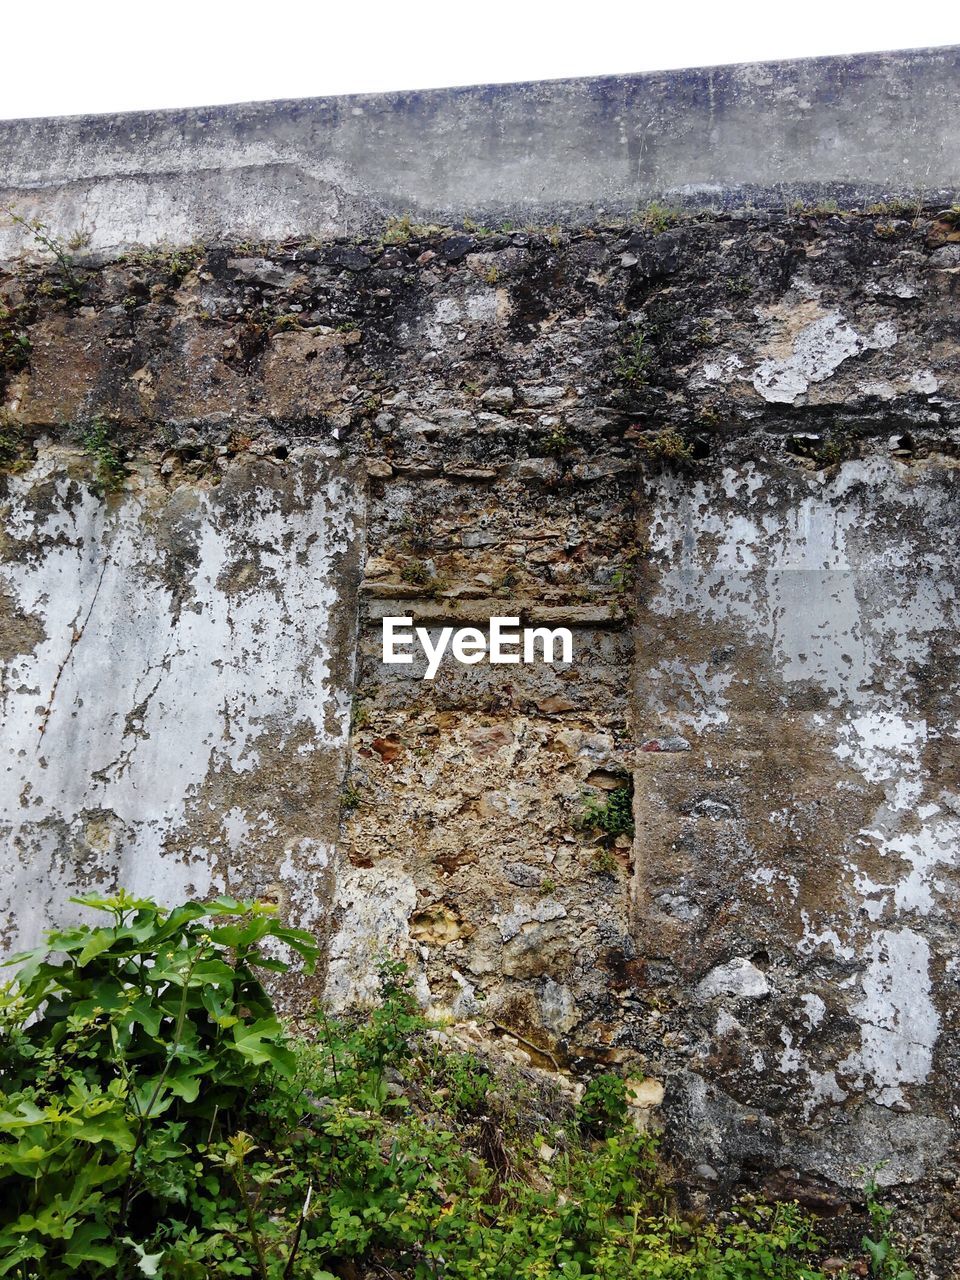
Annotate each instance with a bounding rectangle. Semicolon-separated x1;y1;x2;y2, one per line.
580;784;635;840
81;418;126;492
616;328;653;388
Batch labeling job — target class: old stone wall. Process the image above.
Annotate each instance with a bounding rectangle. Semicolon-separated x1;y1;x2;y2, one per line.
2;50;960;1275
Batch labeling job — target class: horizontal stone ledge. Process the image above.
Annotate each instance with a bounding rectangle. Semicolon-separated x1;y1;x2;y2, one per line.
363;598;626;627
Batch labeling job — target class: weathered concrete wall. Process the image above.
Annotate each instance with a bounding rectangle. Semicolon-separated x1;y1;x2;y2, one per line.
1;45;960;255
2;48;960;1275
0;449;364;992
636;458;959;1192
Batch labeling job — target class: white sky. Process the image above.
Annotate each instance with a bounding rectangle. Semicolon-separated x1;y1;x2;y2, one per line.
1;0;957;119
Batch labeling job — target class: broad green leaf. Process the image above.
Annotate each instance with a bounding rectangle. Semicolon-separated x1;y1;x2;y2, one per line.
76;927;118;967
128;993;163;1036
64;1221;118;1268
73;1111;136;1149
231;1017;296;1075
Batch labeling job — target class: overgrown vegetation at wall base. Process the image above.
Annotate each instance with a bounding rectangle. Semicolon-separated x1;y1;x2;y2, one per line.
0;896;905;1278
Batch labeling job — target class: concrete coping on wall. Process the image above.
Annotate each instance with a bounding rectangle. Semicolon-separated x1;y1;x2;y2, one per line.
1;44;958;258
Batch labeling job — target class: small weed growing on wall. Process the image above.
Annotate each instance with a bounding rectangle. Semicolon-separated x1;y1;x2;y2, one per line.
817;438;845;466
80;418;126;492
616;328;653;388
0;413;25;472
814;425;859;468
874;221;900;239
864;199;919;218
789;198;840;218
610;547;642;596
400;558;431;586
693;317;715;347
0;303;32;384
590;846;621;876
3;207;83;305
461;217;494;238
725;273;753;298
636;201;682;233
127;243;205;284
636;429;695;465
382;214;416;245
351;701;371;731
66;222;93;251
581;783;635;840
340;781;364;811
399;558;449;597
543;426;572;455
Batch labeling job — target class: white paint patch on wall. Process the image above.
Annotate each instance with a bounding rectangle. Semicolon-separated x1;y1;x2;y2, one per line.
839;928;938;1108
752;312;898;404
647;459;959;782
324;860;420;1010
643;457;958;1114
0;450;362;952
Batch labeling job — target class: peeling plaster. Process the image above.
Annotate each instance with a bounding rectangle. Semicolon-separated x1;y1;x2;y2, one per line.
752;312;898;404
0;452;362;953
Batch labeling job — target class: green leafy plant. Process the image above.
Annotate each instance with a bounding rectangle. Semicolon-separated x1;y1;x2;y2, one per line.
616;328;653;388
577;1072;629;1137
862;1169;916;1279
80;418;126;492
0;896;898;1279
430;1049;492;1117
580;784;635;840
0;891;318;1278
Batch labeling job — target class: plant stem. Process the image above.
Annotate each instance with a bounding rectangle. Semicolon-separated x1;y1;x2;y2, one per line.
117;947;204;1240
234;1154;270;1280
